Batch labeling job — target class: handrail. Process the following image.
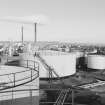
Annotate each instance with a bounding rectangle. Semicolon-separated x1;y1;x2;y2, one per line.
36;54;59;77
2;72;37;85
0;69;33;77
0;73;39;90
0;88;39;93
0;60;39;77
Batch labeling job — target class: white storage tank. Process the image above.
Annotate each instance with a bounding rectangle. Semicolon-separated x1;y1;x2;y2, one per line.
38;50;76;78
87;54;105;70
19;52;35;68
0;65;39;101
20;50;77;78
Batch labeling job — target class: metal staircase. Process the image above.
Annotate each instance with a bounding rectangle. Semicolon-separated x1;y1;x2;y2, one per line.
36;53;60;78
54;89;69;105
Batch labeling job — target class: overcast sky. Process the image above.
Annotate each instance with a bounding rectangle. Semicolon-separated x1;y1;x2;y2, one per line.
0;0;105;44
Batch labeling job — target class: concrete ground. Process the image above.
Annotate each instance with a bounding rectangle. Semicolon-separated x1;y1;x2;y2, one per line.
0;96;39;105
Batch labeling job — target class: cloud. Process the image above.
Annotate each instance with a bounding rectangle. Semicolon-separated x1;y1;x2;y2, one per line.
0;14;49;25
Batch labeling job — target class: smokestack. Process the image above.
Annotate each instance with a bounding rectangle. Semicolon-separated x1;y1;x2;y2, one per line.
0;15;49;43
21;26;23;43
34;23;37;43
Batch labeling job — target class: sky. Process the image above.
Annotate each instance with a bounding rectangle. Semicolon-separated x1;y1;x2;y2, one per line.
0;0;105;44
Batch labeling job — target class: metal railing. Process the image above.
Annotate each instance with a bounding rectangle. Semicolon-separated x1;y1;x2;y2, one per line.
0;60;39;90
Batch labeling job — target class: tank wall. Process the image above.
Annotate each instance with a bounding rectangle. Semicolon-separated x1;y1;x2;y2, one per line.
0;65;39;101
0;78;39;101
87;55;105;70
39;53;76;78
20;52;76;78
19;53;35;67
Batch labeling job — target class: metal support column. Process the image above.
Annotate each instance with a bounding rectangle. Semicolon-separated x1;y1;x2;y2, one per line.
48;69;53;88
31;69;33;81
30;89;33;105
72;89;74;105
11;88;14;105
27;60;28;68
13;73;16;87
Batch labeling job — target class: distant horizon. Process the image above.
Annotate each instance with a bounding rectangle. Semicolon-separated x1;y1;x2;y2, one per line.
0;40;105;46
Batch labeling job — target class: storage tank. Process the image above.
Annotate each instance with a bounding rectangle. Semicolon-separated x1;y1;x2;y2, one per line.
19;52;35;68
73;51;86;69
0;65;39;101
39;50;76;78
87;54;105;70
20;50;77;78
